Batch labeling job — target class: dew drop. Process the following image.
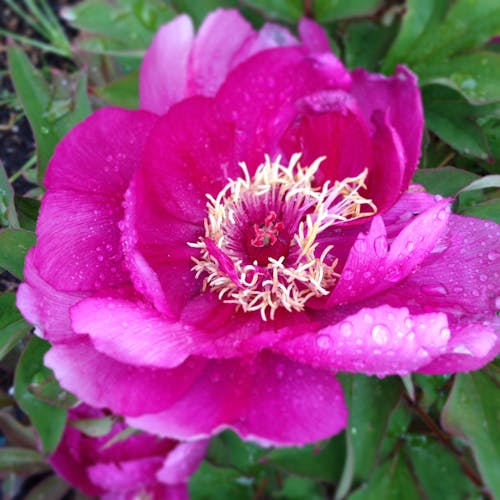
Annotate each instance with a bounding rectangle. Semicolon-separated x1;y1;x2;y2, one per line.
354;239;367;253
340;321;353;337
479;274;488;282
342;269;354;281
374;236;388;257
421;284;448;297
371;324;390;345
487;251;498;262
440;328;451;341
316;334;331;349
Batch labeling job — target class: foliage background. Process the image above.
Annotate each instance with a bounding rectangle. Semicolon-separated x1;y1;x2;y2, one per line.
0;0;499;498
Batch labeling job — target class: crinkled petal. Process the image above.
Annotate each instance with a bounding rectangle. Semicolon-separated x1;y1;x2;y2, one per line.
274;305;451;377
70;289;211;368
156;441;208;484
187;9;253;96
16;249;87;342
44;338;206;416
351;66;423;186
128;353;347;446
139;15;194;114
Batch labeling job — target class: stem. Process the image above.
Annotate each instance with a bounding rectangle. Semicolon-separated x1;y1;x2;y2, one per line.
403;394;484;490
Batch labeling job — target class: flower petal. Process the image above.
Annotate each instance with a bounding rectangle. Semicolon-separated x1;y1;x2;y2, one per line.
16;250;87;342
351;66;423;185
157;441;209;484
70;289;210;368
139;15;194;114
44;338;206;416
187;9;254;96
128;353;347;446
274;305;451;377
298;18;331;53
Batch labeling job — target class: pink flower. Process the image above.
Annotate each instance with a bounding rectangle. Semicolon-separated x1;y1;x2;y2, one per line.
17;11;500;447
49;403;207;499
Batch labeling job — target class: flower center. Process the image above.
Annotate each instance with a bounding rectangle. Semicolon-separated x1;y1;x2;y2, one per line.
189;154;376;320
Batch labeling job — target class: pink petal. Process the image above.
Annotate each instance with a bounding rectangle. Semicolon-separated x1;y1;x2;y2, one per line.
16;250;88;341
351;66;423;186
70;289;211;368
319;199;451;307
88;457;163;492
44;108;157;196
35;108;157;292
274;304;451;377
187;9;254;96
157;441;209;484
298;18;331;53
231;23;299;67
34;191;128;291
216;47;351;169
128;353;347;446
44;338;205;416
139;15;194;114
280;90;373;184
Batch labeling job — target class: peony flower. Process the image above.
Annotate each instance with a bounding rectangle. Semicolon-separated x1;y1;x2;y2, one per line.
17;10;499;447
49;403;207;499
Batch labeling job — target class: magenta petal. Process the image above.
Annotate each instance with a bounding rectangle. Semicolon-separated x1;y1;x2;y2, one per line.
274;305;451;377
298;18;331;53
351;66;423;186
139;15;194;114
44;338;205;416
187;9;253;96
16;250;87;342
70;289;212;368
233;352;347;446
322;199;451;307
34;191;128;291
44;108;157;196
157;441;209;484
129;353;347;446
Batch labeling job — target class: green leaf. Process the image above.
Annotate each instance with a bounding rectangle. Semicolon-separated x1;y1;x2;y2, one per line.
314;0;383;22
240;0;303;22
0;293;31;361
383;0;500;73
0;447;47;474
457;174;500;194
344;20;399;71
422;84;498;159
14;337;68;454
420;52;500;104
92;71;139;108
412;166;479;196
62;0;175;48
8;46;91;183
0;228;36;279
189;462;253;500
70;416;115;437
460;199;500;223
207;430;266;474
442;371;500;497
0;161;19;228
338;374;403;482
274;476;325;499
348;454;420;500
0;410;38;449
265;435;345;482
24;475;70;500
405;438;478;499
14;196;40;232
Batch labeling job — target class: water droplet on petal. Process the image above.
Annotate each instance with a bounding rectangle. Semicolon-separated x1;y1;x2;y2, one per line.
342;269;354;281
374;236;388;257
440;327;451;341
421;284;448;297
487;251;498;262
354;239;367;253
316;334;331;349
340;321;353;337
372;324;390;345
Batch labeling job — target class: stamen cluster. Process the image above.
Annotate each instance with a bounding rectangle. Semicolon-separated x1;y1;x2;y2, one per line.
189;154;376;320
